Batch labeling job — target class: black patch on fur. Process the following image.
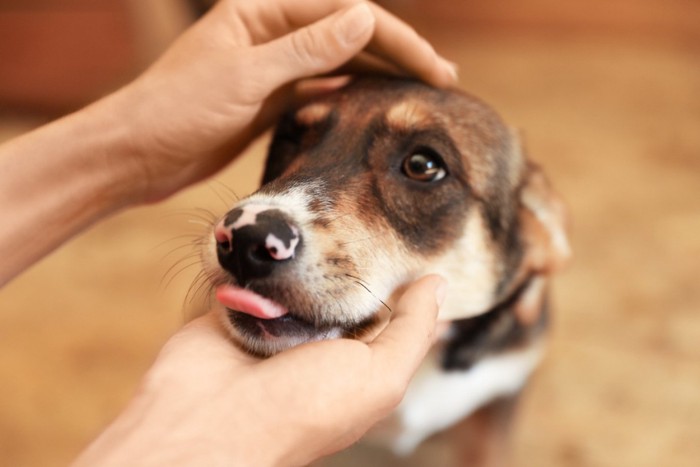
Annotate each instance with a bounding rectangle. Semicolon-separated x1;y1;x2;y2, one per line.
262;114;305;184
224;207;243;227
255;210;298;250
493;211;527;300
442;279;548;371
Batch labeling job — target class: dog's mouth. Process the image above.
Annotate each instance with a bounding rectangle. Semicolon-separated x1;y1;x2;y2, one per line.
216;285;290;320
226;310;342;344
215;284;346;354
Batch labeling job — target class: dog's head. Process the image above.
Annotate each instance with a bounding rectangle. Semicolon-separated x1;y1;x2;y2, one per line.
202;78;569;357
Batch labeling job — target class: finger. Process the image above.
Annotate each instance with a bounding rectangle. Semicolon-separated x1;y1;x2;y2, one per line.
254;3;376;90
283;50;409;113
293;51;438;102
266;51;419;129
260;0;458;87
247;50;403;140
291;75;354;104
363;4;457;87
334;51;406;78
368;275;447;383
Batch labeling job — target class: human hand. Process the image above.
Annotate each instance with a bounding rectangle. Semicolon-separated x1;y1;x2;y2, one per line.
73;275;446;467
102;0;457;204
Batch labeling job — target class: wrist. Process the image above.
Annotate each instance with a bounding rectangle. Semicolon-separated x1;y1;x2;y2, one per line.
0;96;144;284
77;90;153;207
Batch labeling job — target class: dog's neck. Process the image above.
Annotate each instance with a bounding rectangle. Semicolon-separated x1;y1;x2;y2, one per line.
440;274;545;371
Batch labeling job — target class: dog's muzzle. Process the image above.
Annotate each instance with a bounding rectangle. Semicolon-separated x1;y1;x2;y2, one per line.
213;203;309;329
214;204;301;285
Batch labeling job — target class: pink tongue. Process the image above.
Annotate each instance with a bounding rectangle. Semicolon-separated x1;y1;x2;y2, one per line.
216;285;289;320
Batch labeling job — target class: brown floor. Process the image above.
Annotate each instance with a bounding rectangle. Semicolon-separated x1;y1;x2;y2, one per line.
1;3;699;467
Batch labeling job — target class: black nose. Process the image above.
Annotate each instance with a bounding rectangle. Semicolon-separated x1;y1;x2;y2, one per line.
215;208;301;284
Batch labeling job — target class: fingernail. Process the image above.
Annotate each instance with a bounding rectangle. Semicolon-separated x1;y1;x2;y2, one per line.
336;3;375;46
442;58;459;82
435;279;448;307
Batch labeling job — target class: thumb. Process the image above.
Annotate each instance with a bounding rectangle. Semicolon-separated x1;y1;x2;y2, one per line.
255;3;376;90
369;275;447;381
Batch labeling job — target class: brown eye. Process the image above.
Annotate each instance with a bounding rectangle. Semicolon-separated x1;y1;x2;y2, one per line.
402;152;447;182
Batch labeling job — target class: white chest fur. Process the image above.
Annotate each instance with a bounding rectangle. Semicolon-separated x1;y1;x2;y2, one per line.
368;343;544;455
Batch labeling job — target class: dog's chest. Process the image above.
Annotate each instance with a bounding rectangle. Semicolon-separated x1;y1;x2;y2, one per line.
367;343;543;455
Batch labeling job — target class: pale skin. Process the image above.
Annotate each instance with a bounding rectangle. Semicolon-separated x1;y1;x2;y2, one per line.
0;1;455;465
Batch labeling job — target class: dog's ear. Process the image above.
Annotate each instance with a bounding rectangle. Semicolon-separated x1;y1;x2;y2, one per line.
261;112;305;185
518;162;571;274
512;162;571;325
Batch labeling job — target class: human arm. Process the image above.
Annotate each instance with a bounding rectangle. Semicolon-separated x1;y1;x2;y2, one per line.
72;275;446;467
0;0;456;287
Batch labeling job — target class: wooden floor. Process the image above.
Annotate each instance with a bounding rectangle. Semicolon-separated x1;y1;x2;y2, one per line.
1;2;698;466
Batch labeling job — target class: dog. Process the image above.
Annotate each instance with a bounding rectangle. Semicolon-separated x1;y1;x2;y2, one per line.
200;77;570;464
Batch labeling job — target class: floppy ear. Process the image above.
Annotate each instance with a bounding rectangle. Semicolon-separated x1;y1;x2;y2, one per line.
261;111;305;185
512;162;572;325
518;162;571;274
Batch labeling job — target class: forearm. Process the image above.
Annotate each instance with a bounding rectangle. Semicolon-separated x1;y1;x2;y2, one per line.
0;95;141;286
73;359;283;467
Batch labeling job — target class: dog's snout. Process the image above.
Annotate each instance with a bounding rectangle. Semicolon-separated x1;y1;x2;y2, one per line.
216;206;301;283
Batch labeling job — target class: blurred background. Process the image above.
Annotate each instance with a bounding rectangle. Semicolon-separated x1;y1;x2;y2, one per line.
0;0;698;466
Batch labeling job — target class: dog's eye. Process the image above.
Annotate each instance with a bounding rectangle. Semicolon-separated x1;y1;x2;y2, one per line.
402;152;447;182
